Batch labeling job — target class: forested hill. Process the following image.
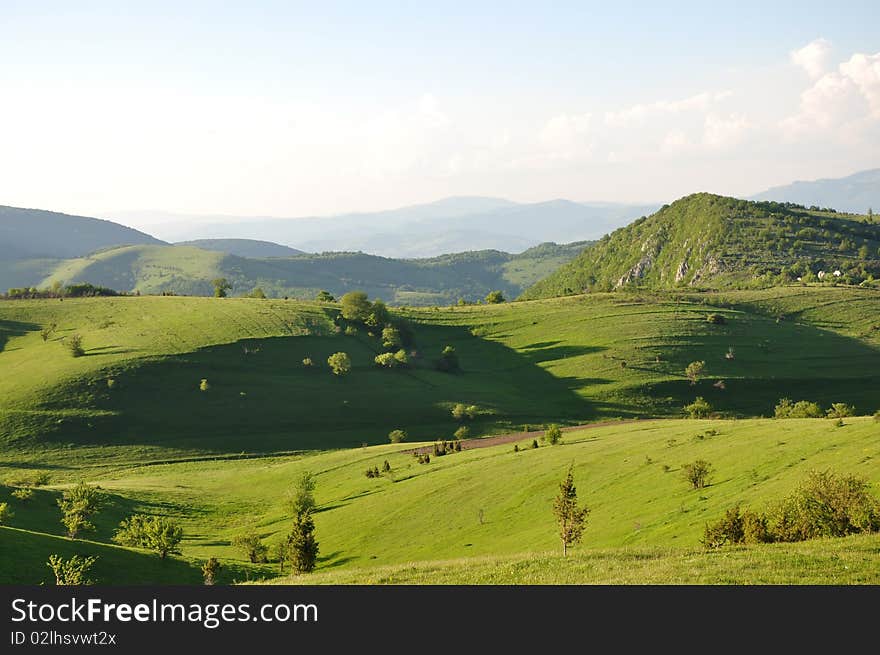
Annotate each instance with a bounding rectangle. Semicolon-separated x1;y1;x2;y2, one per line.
521;193;879;299
0;205;165;259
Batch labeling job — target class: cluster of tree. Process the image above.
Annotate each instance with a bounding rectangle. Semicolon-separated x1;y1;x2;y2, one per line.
432;440;462;456
3;282;122;300
774;398;856;419
113;514;184;559
702;470;880;548
365;461;392;478
451;403;478;421
415;453;431;464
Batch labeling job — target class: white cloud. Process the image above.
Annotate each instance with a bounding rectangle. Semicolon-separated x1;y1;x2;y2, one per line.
790;38;832;79
703;113;750;148
604;91;732;127
781;47;880;138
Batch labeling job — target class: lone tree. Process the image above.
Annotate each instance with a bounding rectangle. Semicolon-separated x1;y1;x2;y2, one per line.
287;511;319;574
485;290;505;304
315;290;335;302
436;345;459;372
685;360;705;385
682;459;713;489
232;531;269;563
58;482;106;539
201;557;221;585
285;471;317;517
113;514;184;559
545;424;562;445
66;334;85;357
340;291;372;322
388;429;407;443
47;554;98;585
212;278;232;298
553;467;590;556
327;351;352;376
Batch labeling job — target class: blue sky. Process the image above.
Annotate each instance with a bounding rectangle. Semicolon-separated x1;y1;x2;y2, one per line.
1;1;878;221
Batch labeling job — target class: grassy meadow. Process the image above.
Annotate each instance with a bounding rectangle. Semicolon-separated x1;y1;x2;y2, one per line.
1;286;879;584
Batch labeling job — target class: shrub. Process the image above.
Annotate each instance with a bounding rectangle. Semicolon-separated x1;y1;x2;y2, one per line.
58;482;106;539
47;554;98;585
453;426;470;440
545;424;562;445
774;398;823;418
66;334;85;357
113;515;184;559
11;488;33;502
231;531;269;563
0;502;13;524
513;444;519;452
531;439;539;449
436;345;459;372
874;410;880;422
374;352;397;368
212;278;232;297
382;460;392;473
393;349;409;366
315;290;335;302
285;471;317;518
826;403;856;419
199;378;210;392
685;361;705;385
327;352;352;376
702;505;772;548
682;460;712;489
381;326;402;349
365;466;380;478
344;325;358;336
684;397;712;419
706;313;726;325
770;470;880;541
388;429;407;443
247;287;267;299
302;357;313;367
340;291;372;322
485;290;505;304
202;557;221;585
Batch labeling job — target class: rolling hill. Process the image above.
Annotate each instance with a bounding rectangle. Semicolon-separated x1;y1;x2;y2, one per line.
0;205;165;259
521;193;879;298
176;239;306;258
28;241;590;304
1;287;879;584
750;168;880;214
114;197;657;258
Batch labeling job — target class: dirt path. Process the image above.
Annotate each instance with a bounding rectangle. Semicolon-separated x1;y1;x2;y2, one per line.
402;419;643;455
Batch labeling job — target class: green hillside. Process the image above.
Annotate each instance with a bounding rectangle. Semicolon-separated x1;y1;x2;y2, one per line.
522;194;879;298
0;205;164;260
2;417;879;584
31;241;589;304
176;238;305;258
1;287;878;472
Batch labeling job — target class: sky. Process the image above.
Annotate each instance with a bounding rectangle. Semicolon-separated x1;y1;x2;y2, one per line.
1;1;878;223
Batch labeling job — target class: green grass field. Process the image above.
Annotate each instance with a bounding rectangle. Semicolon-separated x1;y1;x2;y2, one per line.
1;287;879;584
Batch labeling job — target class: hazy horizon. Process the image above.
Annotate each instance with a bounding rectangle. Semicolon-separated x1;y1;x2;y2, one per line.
2;2;878;224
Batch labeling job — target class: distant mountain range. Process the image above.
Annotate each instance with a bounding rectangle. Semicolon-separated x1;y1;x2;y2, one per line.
107;197;658;258
749;168;880;213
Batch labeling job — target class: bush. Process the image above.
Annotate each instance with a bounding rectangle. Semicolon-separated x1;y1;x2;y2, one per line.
545;424;562;445
199;378;210;392
382;460;392;473
388;429;407;443
247;287;267;299
685;361;705;385
315;290;335;302
450;403;478;421
327;352;352;376
682;460;712;489
701;505;772;549
393;349;409;366
485;290;505;304
340;291;372;322
113;514;184;559
302;357;313;367
381;326;402;349
531;439;539;449
201;557;221;585
365;466;380;478
771;470;880;541
231;531;269;563
874;410;880;422
826;403;856;419
58;482;106;539
706;313;726;325
11;488;33;502
436;345;459;372
374;352;397;368
47;554;98;585
684;397;712;419
453;426;470;440
66;334;85;357
774;398;823;418
344;325;358;336
0;502;13;524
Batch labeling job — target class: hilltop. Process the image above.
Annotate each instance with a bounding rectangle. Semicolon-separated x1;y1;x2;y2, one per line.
0;205;164;260
522;193;879;298
25;241;589;304
175;238;305;258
